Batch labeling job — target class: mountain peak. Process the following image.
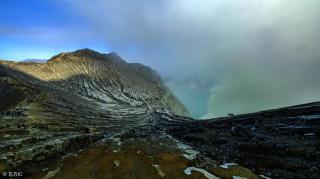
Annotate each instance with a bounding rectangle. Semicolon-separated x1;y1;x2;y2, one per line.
48;49;122;64
72;48;120;59
72;48;101;56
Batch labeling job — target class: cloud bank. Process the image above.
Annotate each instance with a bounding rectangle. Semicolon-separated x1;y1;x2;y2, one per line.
62;0;320;118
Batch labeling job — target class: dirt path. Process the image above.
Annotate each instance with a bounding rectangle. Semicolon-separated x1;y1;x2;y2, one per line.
28;136;259;179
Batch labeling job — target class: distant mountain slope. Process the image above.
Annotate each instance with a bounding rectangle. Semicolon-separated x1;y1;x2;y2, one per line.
0;49;189;129
21;59;47;63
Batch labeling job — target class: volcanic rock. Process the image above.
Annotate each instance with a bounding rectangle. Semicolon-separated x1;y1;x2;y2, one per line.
0;49;319;179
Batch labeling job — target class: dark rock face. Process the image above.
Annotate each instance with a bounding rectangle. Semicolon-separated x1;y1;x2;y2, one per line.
165;102;320;178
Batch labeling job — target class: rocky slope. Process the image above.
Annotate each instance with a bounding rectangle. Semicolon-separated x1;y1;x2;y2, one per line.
166;102;320;178
0;49;188;116
0;49;189;177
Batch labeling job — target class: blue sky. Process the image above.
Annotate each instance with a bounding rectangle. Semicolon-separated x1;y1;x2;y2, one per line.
0;0;108;60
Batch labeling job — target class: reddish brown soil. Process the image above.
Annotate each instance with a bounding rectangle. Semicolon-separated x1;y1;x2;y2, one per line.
28;140;206;179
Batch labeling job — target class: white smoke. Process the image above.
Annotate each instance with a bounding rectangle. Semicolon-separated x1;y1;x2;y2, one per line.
61;0;320;118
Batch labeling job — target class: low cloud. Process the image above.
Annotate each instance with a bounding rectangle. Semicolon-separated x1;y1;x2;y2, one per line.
62;0;320;118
